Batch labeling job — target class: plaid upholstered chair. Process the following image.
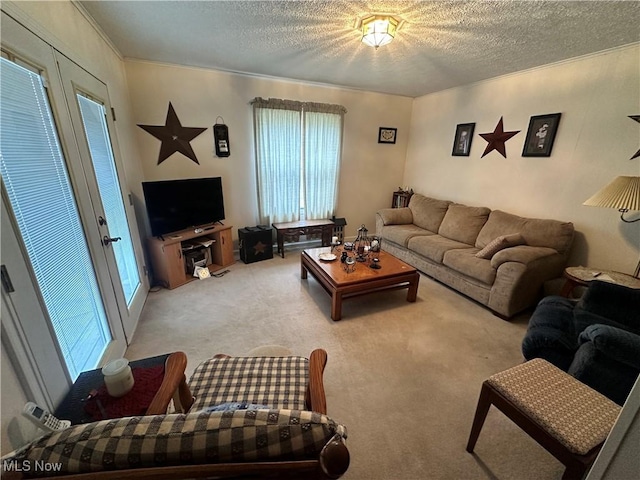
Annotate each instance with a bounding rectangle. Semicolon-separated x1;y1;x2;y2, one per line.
4;349;349;479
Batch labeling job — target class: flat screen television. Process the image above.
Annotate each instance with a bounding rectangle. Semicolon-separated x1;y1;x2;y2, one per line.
142;177;225;237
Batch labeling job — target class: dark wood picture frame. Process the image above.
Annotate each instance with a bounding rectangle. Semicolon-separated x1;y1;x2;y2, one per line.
522;113;561;157
378;127;397;144
452;123;475;156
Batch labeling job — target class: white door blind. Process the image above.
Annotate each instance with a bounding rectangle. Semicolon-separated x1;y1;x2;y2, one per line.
0;57;111;380
76;95;140;304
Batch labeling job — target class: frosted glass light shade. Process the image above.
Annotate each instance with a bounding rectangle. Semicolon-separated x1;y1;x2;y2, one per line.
583;176;640;211
361;15;399;48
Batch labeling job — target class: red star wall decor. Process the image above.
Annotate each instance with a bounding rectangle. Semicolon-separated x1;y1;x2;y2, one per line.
630;115;640;160
138;102;207;165
479;117;520;158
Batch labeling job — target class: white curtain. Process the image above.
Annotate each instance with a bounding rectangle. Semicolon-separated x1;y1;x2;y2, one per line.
252;98;345;224
304;110;342;219
253;104;301;224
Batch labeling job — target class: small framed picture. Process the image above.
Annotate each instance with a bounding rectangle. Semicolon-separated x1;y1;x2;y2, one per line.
378;127;397;144
452;123;475;156
522;113;562;157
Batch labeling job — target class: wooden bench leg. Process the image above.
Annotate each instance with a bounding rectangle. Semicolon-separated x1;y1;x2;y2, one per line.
466;382;492;453
561;464;589;480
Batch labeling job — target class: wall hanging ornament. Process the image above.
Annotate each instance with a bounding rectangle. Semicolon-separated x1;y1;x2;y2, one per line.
630;115;640;160
137;102;207;165
479;117;520;158
213;116;230;157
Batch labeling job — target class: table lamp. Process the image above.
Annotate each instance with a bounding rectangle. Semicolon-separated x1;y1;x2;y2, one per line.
583;175;640;277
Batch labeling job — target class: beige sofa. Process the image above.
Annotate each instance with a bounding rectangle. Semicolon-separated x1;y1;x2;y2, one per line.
376;194;575;318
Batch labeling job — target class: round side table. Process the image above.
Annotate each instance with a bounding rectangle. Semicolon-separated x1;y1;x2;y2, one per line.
560;266;640;297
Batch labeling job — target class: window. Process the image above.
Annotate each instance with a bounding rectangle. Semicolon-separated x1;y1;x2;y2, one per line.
252;98;346;224
76;94;140;304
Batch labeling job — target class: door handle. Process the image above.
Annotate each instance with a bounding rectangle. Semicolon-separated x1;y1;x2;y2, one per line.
102;236;121;246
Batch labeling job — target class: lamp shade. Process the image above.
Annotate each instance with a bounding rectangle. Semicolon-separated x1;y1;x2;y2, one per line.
583;176;640;211
361;15;399;48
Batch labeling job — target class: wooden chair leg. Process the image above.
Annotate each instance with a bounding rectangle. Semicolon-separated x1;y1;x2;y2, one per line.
466;382;492;453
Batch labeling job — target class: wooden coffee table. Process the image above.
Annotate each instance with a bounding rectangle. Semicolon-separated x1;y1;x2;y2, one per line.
301;247;420;321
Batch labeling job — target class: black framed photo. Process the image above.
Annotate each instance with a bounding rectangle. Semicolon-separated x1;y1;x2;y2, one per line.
452;123;475;156
522;113;561;157
378;127;397;144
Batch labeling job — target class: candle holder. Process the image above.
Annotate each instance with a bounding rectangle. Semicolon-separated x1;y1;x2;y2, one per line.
354;224;370;262
343;256;356;273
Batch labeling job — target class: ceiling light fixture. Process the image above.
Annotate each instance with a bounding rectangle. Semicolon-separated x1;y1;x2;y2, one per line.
358;15;401;49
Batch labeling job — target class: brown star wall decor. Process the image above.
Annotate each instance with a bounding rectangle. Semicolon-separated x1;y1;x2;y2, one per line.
479;117;520;158
630;115;640;160
138;102;207;165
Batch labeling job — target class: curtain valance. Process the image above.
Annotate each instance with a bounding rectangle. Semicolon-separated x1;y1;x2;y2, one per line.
251;97;347;115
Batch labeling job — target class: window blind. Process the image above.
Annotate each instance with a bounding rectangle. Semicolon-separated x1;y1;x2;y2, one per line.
77;95;140;304
0;57;111;380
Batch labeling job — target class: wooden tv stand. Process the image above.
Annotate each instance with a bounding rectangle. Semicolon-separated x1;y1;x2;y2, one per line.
147;224;234;289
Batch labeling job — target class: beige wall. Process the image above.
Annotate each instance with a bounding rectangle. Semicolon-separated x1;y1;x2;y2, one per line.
125;61;412;240
405;45;640;274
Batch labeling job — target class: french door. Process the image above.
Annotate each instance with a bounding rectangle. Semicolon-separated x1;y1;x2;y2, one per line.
56;53;146;338
0;13;146;407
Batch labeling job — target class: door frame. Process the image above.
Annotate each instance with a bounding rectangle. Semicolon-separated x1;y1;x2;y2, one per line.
0;11;145;407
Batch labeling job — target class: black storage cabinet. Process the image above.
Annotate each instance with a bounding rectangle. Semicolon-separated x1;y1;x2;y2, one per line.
239;225;273;264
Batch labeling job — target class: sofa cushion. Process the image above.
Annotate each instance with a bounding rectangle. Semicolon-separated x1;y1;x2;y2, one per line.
443;248;497;285
438;204;491;245
188;356;309;412
8;410;347;477
407;235;471;264
379;224;436;248
409;194;452;232
476;210;574;255
475;233;526;259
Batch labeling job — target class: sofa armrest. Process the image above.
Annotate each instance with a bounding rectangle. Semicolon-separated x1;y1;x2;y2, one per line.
488;247;567;317
376;207;413;226
578;324;640;370
490;245;558;269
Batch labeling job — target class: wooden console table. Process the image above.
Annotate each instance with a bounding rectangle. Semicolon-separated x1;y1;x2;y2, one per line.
272;219;334;258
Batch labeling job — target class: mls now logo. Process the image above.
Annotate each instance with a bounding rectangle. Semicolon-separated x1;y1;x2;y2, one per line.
3;459;62;473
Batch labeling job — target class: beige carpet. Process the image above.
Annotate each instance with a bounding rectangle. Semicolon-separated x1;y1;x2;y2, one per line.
126;248;565;480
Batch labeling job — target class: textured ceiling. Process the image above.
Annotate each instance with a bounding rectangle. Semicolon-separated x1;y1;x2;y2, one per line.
78;1;640;98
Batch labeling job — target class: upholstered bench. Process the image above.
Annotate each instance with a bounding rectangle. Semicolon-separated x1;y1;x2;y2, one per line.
466;358;621;479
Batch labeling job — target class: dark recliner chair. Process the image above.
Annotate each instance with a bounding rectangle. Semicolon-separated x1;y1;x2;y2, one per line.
522;280;640;405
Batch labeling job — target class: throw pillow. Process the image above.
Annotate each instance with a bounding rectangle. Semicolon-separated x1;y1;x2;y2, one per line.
475;233;525;259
